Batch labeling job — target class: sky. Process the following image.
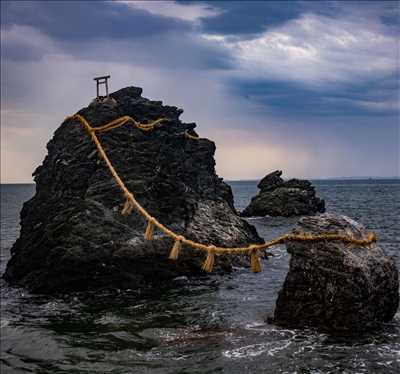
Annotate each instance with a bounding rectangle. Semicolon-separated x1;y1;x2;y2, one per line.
1;0;399;182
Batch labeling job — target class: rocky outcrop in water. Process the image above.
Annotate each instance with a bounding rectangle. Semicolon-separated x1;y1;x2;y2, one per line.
4;86;262;293
274;213;399;331
241;170;325;217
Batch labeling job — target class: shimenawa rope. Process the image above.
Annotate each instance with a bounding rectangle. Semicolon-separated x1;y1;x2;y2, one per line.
65;114;377;273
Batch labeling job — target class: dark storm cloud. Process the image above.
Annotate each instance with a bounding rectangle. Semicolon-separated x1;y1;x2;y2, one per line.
197;0;304;36
0;0;233;69
1;1;189;40
197;1;399;119
230;75;399;118
198;0;399;36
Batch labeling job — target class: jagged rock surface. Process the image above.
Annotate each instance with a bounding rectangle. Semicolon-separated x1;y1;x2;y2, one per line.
4;86;262;293
241;170;325;217
274;213;399;331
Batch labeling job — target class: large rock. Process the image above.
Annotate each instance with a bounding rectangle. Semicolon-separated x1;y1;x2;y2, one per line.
4;86;262;293
274;213;399;331
241;170;325;217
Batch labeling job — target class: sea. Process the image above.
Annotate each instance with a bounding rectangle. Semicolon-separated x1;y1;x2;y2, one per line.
1;180;399;374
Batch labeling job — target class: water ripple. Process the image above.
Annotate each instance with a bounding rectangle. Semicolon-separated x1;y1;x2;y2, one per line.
1;181;399;373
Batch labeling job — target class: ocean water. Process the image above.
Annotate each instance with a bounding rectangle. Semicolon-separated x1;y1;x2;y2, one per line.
1;180;399;374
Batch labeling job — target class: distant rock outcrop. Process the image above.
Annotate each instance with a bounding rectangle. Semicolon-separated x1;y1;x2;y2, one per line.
274;213;399;331
241;170;325;217
4;86;262;293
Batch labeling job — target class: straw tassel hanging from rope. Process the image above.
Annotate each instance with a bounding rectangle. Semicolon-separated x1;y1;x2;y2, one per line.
249;246;262;273
121;197;134;215
144;217;155;240
169;235;184;260
202;246;216;272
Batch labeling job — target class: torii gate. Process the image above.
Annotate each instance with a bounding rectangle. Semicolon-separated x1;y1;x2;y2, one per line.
94;75;110;99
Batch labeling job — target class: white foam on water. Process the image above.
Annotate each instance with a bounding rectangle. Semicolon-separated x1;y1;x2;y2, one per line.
0;319;10;328
223;342;271;358
223;339;292;359
267;340;291;356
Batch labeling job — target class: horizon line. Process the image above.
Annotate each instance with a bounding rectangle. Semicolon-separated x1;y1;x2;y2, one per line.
1;176;399;185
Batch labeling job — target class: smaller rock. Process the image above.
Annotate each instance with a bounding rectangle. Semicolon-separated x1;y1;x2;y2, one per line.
241;170;325;217
274;213;399;332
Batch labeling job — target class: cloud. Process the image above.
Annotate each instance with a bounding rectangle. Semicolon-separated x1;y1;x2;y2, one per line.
1;24;57;61
117;0;222;22
353;99;399;111
202;12;399;87
229;75;399;118
1;0;189;41
0;3;232;68
199;0;304;36
323;97;399;112
60;32;233;70
200;0;399;36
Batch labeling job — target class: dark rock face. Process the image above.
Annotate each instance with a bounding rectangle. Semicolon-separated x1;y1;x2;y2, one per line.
4;86;262;294
274;213;399;331
241;170;325;217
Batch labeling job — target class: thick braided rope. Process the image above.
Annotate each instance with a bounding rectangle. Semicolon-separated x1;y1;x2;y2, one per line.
65;114;377;272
